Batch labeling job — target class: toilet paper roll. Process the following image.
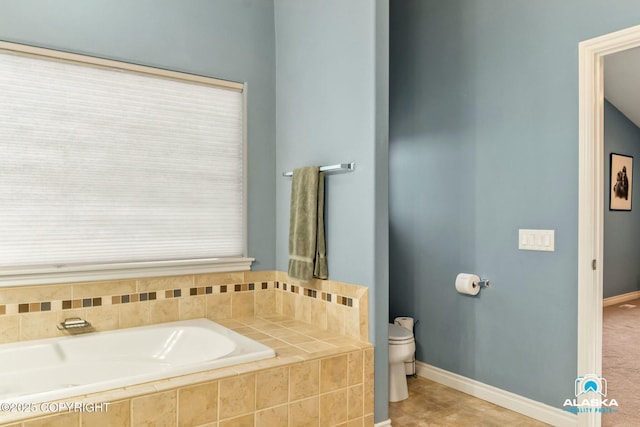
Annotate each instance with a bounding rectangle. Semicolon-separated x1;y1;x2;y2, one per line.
455;273;481;296
394;317;414;331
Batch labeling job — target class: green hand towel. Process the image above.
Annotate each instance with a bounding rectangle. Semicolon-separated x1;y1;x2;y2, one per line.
288;167;328;281
314;171;328;279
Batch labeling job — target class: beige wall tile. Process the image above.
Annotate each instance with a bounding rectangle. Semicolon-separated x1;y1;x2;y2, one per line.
0;315;20;343
256;366;289;410
281;292;295;318
348;384;364;420
72;280;136;299
0;284;72;305
219;413;254;427
255;404;287;427
364;348;374;415
326;302;346;335
21;311;60;341
288;396;319;427
320;388;348;426
131;390;176;427
364;348;374;384
314;278;332;293
327;279;349;297
348;417;365;427
231;292;254;318
282;276;305;287
345;306;361;340
348;350;364;386
328;280;367;299
310;299;327;330
81;400;129;427
364;378;374;417
320;354;348;393
179;295;205;320
289;360;319;400
24;413;80;427
254;290;275;316
178;381;218;427
275;270;287;282
243;270;275;282
275;289;283;314
358;290;369;342
194;272;244;287
219;374;255;420
306;278;324;291
149;298;179;324
84;305;119;332
119;302;150;329
294;294;311;324
57;308;86;321
364;414;374;426
137;275;192;292
206;293;232;320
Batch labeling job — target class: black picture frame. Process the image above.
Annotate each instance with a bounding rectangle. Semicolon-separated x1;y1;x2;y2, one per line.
610;153;633;211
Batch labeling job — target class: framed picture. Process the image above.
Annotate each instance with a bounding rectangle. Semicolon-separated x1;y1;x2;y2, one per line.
610;153;633;211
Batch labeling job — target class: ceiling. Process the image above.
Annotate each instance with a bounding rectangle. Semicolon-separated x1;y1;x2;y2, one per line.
605;46;640;128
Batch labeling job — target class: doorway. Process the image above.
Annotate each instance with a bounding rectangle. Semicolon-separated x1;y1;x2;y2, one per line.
578;24;640;427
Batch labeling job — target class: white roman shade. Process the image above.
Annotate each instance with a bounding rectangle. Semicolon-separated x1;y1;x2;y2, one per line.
0;45;246;277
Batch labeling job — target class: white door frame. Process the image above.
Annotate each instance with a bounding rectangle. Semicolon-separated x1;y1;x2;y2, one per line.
578;24;640;427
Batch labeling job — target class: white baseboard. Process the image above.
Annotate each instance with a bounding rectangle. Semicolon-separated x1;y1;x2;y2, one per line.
415;361;577;427
603;290;640;307
374;419;392;427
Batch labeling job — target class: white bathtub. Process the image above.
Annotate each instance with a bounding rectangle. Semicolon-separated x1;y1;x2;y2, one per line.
0;318;275;404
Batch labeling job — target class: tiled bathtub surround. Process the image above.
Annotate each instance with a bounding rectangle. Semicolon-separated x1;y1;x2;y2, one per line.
274;271;369;343
0;271;368;344
0;315;375;426
0;271;371;426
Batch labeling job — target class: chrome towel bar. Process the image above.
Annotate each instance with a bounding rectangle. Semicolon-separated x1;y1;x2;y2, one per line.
282;162;355;177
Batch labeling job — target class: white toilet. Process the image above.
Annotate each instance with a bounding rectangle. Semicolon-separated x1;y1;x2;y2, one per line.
388;323;416;402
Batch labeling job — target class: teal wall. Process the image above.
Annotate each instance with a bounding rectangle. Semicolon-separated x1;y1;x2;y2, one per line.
274;0;389;421
604;100;640;298
0;0;277;270
390;0;640;409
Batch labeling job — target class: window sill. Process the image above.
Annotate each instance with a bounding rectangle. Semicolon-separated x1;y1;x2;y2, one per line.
0;257;254;287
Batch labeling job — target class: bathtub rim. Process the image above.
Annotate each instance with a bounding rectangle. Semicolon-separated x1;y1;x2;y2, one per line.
0;318;275;404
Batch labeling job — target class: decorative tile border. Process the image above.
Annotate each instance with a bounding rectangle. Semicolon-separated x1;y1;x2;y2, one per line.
275;281;355;308
18;302;52;313
62;298;103;309
0;282;272;316
189;286;212;296
112;293;155;305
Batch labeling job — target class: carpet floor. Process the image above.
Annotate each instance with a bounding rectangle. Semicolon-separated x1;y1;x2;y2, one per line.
602;298;640;426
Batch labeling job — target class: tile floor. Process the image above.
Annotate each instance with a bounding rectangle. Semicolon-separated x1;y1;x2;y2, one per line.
389;376;550;426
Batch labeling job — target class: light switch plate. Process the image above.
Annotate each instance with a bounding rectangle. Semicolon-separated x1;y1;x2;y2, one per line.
519;229;555;251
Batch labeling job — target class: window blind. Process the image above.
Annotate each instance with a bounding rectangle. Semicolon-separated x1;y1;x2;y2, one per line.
0;49;244;271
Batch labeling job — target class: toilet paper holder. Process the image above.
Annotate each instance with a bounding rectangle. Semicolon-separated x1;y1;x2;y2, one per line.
476;278;491;288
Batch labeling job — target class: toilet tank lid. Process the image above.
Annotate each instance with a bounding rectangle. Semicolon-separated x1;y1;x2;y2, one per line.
388;323;413;340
